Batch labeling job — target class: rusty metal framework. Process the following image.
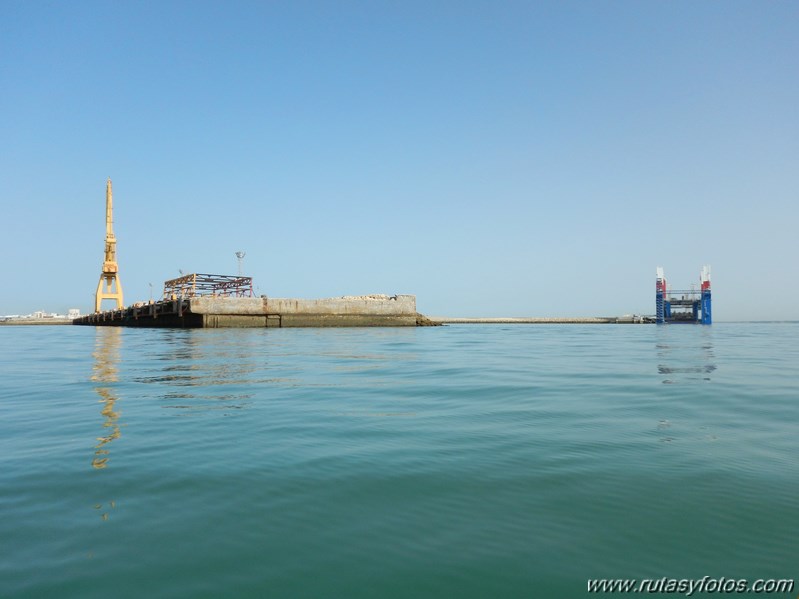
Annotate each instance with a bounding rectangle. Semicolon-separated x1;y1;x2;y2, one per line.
163;273;254;299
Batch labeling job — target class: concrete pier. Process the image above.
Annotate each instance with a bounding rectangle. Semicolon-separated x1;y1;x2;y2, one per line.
73;294;419;328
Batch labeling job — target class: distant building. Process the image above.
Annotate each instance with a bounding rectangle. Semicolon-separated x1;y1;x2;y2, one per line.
68;308;80;319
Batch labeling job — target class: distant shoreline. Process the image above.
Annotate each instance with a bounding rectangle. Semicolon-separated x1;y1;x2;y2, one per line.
0;319;74;326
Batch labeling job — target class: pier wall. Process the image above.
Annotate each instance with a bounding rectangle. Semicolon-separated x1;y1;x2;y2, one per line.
194;295;417;327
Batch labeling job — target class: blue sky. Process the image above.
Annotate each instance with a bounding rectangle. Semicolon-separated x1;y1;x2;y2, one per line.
1;1;797;319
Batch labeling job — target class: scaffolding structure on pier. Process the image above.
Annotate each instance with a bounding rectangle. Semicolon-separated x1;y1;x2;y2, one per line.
163;273;254;300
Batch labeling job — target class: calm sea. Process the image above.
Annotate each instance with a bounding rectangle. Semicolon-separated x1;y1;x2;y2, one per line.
1;323;797;598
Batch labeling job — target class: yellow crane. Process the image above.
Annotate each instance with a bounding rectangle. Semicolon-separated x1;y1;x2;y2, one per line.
95;178;124;312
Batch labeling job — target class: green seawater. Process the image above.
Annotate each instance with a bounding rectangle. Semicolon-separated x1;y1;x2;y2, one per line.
1;323;797;598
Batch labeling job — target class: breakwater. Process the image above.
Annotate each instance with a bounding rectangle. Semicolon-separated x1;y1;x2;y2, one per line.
430;316;652;324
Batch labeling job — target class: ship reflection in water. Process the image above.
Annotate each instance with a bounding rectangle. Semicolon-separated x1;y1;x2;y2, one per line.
91;327;122;469
656;326;716;384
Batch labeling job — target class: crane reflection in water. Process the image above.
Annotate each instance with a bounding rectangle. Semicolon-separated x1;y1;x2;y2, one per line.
90;327;122;522
91;327;122;469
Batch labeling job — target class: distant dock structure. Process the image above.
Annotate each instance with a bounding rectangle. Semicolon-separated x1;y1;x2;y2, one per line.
74;274;419;327
656;266;711;324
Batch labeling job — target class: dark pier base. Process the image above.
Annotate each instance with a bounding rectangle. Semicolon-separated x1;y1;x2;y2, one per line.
73;300;202;327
